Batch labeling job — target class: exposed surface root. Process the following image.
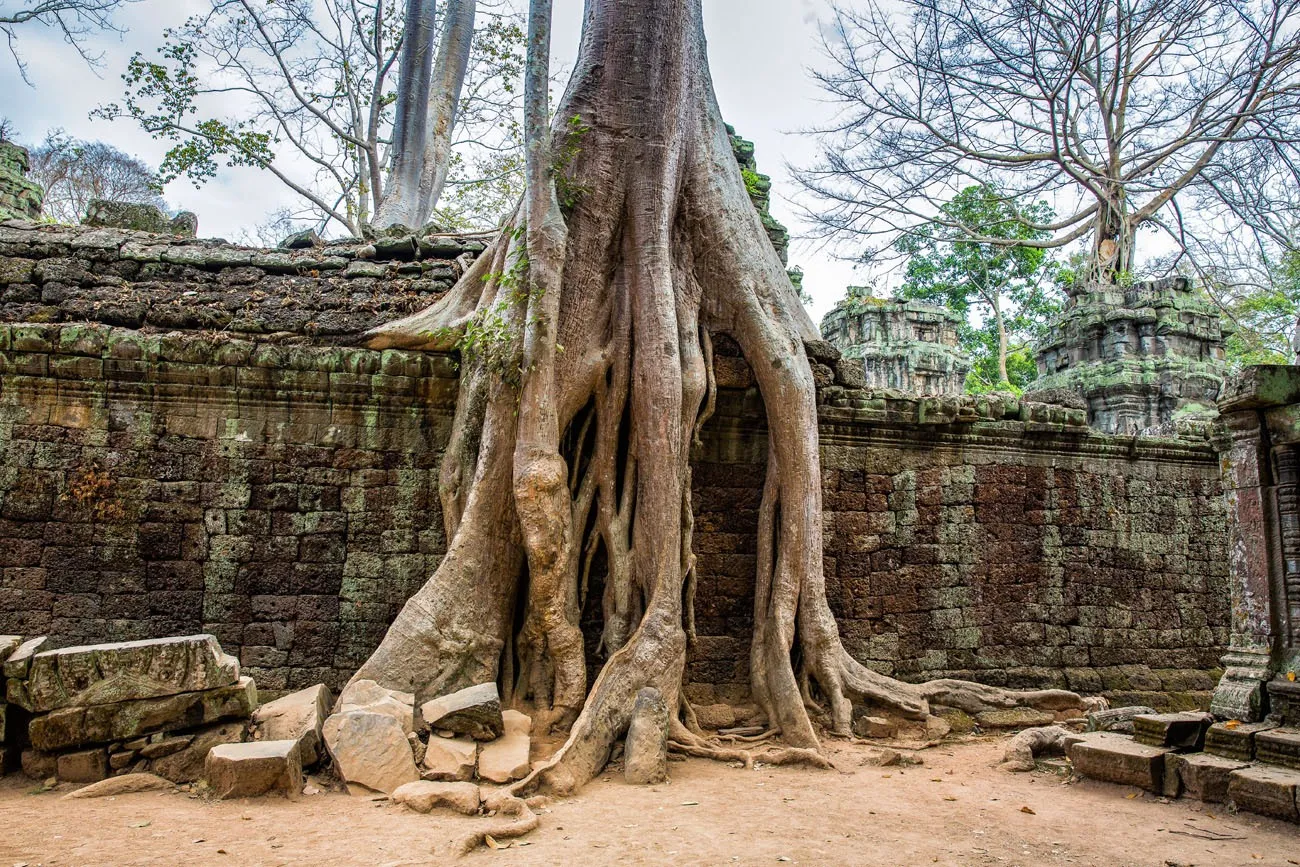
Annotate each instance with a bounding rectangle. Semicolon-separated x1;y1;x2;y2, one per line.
1000;725;1075;773
452;791;538;856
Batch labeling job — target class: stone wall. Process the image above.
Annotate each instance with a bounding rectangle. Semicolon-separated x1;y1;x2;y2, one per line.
0;222;1232;707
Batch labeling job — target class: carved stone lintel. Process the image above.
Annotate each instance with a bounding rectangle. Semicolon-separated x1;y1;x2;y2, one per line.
1211;649;1276;722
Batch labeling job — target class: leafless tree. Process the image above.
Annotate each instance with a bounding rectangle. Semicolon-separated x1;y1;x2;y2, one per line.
98;0;522;236
26;131;165;224
0;0;140;82
352;0;1092;829
799;0;1300;283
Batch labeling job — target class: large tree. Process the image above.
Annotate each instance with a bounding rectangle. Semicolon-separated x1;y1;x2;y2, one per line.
800;0;1300;283
357;0;1092;825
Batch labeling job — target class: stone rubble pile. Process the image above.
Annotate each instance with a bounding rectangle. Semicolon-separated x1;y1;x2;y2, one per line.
1066;711;1300;824
5;634;260;784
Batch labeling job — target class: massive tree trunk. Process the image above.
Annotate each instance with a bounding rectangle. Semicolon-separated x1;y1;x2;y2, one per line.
357;0;1091;797
415;0;476;226
374;0;438;229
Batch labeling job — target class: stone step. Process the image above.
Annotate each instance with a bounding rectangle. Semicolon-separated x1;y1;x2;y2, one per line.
1067;732;1170;793
1255;728;1300;771
1228;765;1300;823
205;740;303;801
1165;752;1249;803
1133;712;1212;750
1205;721;1276;762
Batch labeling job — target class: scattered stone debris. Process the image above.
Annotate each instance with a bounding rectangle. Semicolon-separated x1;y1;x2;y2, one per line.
417;683;503;741
206;740;304;801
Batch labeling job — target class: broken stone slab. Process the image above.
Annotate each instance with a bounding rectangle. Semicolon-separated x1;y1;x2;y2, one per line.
1068;732;1170;793
323;710;419;795
0;636;20;667
625;687;669;785
8;635;240;713
852;715;899;739
1205;721;1277;762
392;780;480;815
1255;728;1300;771
1228;765;1300;822
336;679;415;735
1133;712;1213;751
422;735;477;782
62;773;175;800
252;683;331;767
28;676;256;752
975;708;1056;730
57;747;108;784
206;740;303;800
478;710;531;784
3;636;48;680
1086;705;1157;734
1165;753;1249;803
417;683;503;742
145;720;248;783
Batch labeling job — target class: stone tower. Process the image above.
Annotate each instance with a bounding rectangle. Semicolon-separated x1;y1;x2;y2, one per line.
1028;277;1229;435
820;293;971;395
0;141;44;221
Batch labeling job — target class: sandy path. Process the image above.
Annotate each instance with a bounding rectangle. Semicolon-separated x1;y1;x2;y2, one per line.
0;738;1294;866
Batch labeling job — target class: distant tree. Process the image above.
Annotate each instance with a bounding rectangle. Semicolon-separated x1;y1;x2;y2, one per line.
26;132;165;224
96;0;523;236
802;0;1300;284
1192;238;1300;366
1;0;141;83
896;185;1062;390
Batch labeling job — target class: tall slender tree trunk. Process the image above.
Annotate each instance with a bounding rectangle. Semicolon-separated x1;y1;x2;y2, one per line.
374;0;438;229
1092;188;1134;282
992;295;1010;386
357;0;1094;799
414;0;476;226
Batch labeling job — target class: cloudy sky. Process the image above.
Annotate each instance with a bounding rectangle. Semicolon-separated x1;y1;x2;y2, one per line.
0;0;873;320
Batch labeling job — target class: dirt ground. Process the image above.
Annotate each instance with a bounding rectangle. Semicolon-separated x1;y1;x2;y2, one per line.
0;737;1295;867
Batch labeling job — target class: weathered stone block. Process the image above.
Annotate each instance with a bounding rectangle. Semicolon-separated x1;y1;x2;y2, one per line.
251;683;330;766
1255;728;1300;771
392;780;480;815
477;710;531;784
417;682;502;742
336;679;414;735
422;735;476;782
1228;766;1300;822
3;636;47;680
146;720;248;783
1205;721;1276;762
57;748;108;784
0;635;20;666
1086;705;1158;734
1133;712;1212;750
1166;753;1248;803
853;715;899;739
976;708;1056;729
8;635;239;713
323;710;418;795
28;676;256;752
1068;732;1170;792
206;740;303;800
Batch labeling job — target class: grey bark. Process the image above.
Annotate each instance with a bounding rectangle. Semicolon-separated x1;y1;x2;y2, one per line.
415;0;476;225
374;0;437;229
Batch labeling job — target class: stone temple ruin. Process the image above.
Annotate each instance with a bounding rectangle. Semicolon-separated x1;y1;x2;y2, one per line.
0;196;1294;829
820;292;971;396
1028;277;1231;435
0;142;44;223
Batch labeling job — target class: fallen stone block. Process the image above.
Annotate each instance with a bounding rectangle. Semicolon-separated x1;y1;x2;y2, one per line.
253;683;331;766
392;780;480;815
28;676;256;752
478;710;531;784
57;748;108;784
1205;721;1276;762
336;679;415;735
1166;753;1249;803
1068;732;1169;792
625;687;669;785
62;773;175;800
21;748;56;780
422;735;477;782
976;708;1055;730
8;635;239;713
323;710;419;795
145;721;248;783
1133;712;1213;751
0;636;20;667
206;740;303;800
1228;765;1300;822
1255;728;1300;771
417;683;502;742
1086;706;1157;734
3;636;47;680
694;703;738;731
852;715;899;740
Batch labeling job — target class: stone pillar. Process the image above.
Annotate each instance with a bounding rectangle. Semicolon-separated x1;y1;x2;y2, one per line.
1211;366;1300;722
